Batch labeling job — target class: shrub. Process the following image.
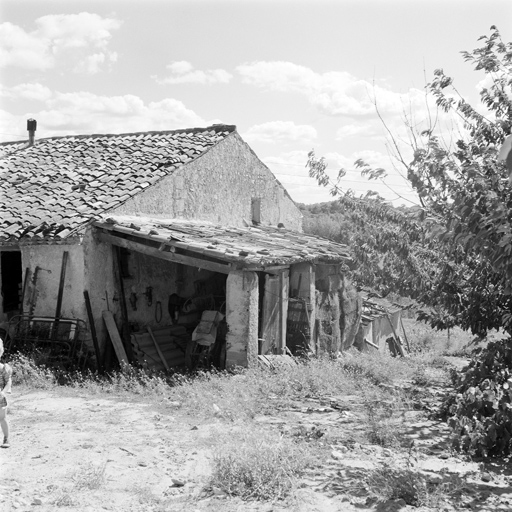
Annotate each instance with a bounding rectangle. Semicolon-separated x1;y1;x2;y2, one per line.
444;338;512;457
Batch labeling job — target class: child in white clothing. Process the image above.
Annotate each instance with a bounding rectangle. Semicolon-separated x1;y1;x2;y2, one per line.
0;337;12;448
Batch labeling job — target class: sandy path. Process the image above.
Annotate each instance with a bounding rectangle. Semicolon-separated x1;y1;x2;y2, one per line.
2;383;512;512
1;390;216;511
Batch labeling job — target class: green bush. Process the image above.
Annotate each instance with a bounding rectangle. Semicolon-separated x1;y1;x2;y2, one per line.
445;338;512;457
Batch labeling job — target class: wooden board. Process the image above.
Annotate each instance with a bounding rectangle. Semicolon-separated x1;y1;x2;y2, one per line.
147;326;169;370
102;311;129;366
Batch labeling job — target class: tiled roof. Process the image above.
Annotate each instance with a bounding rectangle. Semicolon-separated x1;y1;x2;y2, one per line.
94;215;352;268
0;125;236;243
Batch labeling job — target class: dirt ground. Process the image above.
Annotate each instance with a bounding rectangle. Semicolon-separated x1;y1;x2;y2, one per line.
2;368;512;511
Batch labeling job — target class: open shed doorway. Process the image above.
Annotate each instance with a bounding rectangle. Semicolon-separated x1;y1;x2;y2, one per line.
1;251;23;318
119;249;228;371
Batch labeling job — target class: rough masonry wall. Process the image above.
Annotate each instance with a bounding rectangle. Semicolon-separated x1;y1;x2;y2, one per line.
83;229;118;355
21;242;87;322
112;250;219;330
112;133;303;231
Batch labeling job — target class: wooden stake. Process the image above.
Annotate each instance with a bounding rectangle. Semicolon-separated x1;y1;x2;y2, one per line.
51;251;68;340
55;251;68;319
20;267;30;315
84;290;104;374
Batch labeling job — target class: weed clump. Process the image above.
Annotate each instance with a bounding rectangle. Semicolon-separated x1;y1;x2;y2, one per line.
209;432;314;500
9;352;57;388
364;457;465;508
72;461;108;490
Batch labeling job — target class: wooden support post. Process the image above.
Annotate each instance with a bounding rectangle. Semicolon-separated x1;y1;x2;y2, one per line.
112;246;133;362
84;290;104;374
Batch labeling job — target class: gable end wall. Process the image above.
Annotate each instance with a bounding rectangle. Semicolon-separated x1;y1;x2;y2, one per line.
112;133;303;231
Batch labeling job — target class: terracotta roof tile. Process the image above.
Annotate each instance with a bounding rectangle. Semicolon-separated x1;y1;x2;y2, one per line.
0;124;236;242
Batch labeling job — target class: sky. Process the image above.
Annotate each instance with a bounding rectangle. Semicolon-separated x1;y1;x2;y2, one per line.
1;0;511;206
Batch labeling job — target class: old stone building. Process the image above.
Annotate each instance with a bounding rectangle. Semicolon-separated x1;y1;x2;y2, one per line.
0;122;356;370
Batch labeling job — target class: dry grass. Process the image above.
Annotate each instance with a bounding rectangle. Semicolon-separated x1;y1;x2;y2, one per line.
209;430;316;500
8;318;473;508
364;455;467;508
402;318;473;355
72;461;108;490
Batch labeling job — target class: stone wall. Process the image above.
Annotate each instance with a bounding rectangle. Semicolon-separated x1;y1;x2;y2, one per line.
112;132;303;231
20;242;86;321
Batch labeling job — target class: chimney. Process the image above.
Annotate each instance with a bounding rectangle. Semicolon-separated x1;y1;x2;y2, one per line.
27;118;37;146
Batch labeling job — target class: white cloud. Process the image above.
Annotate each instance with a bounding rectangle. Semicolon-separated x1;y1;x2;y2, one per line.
0;91;208;139
243;121;317;144
0;109;27;142
74;51;118;74
336;123;382;140
154;61;233;85
0;13;121;73
237;60;427;118
0;22;53;70
167;61;194;74
0;83;53;102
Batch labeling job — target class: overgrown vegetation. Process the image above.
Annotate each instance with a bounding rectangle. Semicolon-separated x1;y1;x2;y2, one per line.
306;27;512;457
8;334;460;502
444;337;512;457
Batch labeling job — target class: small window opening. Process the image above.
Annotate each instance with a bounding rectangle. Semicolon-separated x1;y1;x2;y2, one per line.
120;248;132;278
251;198;261;225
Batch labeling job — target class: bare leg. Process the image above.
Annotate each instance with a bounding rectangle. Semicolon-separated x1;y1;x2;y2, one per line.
0;406;9;446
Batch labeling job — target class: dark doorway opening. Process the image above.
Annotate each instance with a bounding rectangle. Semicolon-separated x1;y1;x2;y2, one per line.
1;251;22;314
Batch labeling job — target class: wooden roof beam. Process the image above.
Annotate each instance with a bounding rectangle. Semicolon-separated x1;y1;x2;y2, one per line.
98;231;233;274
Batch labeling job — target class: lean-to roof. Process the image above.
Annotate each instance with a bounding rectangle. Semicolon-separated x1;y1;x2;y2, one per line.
94;215;351;269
